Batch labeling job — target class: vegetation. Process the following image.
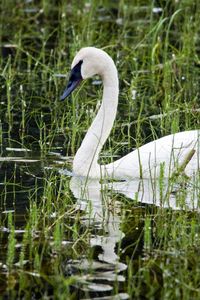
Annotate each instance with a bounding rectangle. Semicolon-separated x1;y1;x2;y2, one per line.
0;0;200;299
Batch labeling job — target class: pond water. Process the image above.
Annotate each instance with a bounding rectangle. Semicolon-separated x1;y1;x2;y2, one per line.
0;146;199;299
1;1;200;299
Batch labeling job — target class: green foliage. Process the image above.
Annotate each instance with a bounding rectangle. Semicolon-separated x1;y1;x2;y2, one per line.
0;0;200;299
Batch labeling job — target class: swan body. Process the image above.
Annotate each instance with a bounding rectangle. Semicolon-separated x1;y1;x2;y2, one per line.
60;47;199;180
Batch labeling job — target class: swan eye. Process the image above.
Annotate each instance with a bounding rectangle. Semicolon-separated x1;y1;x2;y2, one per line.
71;60;83;80
60;60;83;100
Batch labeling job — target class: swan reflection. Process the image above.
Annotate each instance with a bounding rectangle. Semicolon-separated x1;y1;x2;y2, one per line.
59;171;199;296
68;175;199;272
70;176;126;267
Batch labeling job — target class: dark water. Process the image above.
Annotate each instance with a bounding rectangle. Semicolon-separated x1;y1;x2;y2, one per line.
0;151;135;299
0;143;199;299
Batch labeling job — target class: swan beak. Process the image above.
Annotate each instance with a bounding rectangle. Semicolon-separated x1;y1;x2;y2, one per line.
60;78;81;100
60;60;83;101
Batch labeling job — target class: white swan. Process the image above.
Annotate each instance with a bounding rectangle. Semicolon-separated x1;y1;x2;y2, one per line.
60;47;199;180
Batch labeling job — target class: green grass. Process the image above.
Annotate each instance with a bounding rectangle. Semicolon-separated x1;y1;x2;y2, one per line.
0;0;200;299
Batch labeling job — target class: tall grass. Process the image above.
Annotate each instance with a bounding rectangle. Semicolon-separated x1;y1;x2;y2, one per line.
0;0;200;299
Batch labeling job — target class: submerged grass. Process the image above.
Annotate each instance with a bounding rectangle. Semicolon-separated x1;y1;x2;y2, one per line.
0;0;200;299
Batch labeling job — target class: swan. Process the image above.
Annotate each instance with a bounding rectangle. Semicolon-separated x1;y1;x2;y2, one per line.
60;47;199;180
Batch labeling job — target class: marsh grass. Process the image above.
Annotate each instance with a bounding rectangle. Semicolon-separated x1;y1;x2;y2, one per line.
0;0;200;299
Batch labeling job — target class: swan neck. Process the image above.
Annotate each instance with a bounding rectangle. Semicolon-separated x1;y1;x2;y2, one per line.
73;61;119;178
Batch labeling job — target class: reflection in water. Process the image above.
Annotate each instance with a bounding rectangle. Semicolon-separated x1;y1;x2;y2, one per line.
0;150;199;298
108;176;199;211
68;173;199;297
70;176;127;296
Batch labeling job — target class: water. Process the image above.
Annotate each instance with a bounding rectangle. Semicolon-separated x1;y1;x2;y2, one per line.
1;148;199;298
0;154;127;298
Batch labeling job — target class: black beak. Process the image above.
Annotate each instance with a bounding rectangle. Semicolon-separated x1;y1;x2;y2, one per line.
60;60;83;101
60;78;81;100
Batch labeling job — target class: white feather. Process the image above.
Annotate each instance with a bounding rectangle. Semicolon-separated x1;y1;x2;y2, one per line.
69;47;199;179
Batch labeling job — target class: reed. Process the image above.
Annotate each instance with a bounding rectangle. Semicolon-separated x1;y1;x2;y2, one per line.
0;0;200;299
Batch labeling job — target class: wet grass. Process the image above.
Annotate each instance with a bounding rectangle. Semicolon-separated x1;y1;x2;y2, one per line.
0;0;200;299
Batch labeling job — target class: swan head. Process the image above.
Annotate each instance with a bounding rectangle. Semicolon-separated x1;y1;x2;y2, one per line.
60;47;116;100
